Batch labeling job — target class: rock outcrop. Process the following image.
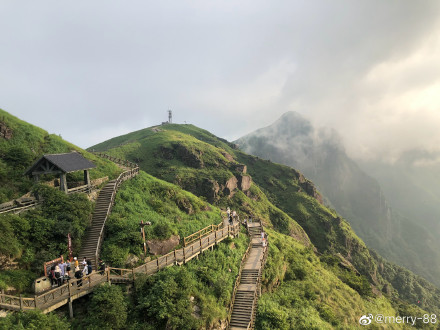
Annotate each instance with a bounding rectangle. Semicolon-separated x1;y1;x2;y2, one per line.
0;121;12;140
238;175;252;192
297;173;323;204
147;235;180;255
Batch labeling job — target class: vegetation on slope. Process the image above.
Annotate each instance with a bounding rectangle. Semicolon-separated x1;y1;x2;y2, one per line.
90;123;440;316
235;111;440;288
0;186;92;291
0;109;121;203
101;171;227;267
0;109;120;292
258;229;434;329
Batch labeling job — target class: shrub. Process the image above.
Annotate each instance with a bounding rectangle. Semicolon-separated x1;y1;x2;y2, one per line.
86;284;128;330
0;310;69;329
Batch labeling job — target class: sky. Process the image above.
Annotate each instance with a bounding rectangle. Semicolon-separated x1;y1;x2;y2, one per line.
1;1;440;162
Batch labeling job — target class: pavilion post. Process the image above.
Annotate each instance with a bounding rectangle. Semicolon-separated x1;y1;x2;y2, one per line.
84;169;90;187
60;173;68;193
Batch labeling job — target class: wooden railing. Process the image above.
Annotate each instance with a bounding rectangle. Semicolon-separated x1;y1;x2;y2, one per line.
227;242;253;325
183;222;225;246
93;165;140;267
0;198;39;215
251;224;269;329
93;152;138;169
227;220;268;330
0;221;239;314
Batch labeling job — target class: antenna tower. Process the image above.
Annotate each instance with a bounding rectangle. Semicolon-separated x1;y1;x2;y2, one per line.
168;109;172;124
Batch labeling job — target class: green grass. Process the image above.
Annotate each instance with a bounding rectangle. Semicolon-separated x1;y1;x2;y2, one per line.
256;229;434;329
102;171;229;267
91;123;440;316
0;186;93;292
132;233;249;329
0;109;121;203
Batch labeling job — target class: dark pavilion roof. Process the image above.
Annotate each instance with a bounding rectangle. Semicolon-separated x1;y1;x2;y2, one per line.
25;152;96;176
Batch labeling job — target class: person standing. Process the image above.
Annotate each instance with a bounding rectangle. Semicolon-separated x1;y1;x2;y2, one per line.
74;257;79;269
74;267;82;288
54;264;62;287
59;260;66;284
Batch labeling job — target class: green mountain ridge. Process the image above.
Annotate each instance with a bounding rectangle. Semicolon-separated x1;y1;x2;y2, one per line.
235;111;440;288
0;109;439;328
89;123;440;319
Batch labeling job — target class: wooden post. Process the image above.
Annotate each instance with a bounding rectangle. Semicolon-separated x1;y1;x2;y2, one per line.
107;269;110;284
140;221;151;256
19;294;23;310
69;298;74;318
68;279;72;297
84;170;90;187
132;269;135;282
34;295;38;309
60;173;68;194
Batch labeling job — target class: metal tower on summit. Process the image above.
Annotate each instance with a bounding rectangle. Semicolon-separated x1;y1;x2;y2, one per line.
168;110;172;124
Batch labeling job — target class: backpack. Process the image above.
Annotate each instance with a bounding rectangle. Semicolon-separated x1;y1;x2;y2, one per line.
87;264;92;274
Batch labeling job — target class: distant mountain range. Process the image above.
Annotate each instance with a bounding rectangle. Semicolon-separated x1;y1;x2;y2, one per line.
359;149;440;236
235;111;440;287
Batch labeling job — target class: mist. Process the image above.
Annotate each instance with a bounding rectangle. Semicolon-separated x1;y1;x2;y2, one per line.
1;1;440;161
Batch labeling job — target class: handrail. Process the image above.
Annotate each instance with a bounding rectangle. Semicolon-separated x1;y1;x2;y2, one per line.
93;152;138;169
183;221;223;246
227;219;268;330
250;222;269;329
0;221;240;314
94;166;140;266
227;241;253;325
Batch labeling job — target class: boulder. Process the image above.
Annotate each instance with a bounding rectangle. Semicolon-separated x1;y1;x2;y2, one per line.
239;175;252;191
125;254;140;267
224;176;238;197
147;235;180;255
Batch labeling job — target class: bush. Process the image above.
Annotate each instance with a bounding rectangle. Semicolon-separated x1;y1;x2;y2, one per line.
86;284;128;330
0;310;69;329
153;222;174;240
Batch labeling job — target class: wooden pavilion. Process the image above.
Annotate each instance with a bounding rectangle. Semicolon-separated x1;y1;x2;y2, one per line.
24;152;96;193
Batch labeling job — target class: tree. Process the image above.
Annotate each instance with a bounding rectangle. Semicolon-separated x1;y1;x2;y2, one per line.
0;310;69;329
87;284;128;329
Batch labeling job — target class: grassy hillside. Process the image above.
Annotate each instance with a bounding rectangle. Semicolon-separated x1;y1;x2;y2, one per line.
90;123;440;318
0;109;121;292
0;109;121;203
235;112;440;288
0;111;437;328
75;169;432;329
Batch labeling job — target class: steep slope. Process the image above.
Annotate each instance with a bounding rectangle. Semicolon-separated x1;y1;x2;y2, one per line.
0;108;121;203
360;150;440;237
0;109;121;290
92;167;429;328
235;111;440;288
90;123;440;317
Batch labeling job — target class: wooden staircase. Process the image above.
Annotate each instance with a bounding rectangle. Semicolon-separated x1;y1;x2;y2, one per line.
229;290;255;328
79;153;140;269
79;180;117;269
229;221;268;329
